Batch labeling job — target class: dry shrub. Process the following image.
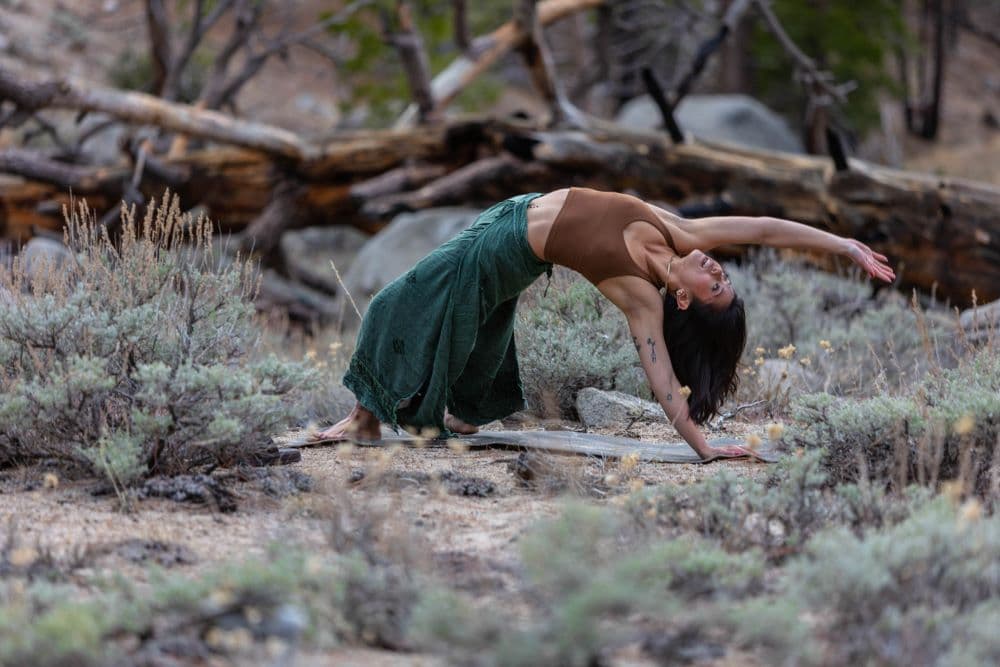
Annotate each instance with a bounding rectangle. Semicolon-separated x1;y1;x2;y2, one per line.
515;268;647;418
784;348;1000;497
0;196;311;485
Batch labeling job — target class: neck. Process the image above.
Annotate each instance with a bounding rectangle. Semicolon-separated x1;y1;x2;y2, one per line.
654;252;681;292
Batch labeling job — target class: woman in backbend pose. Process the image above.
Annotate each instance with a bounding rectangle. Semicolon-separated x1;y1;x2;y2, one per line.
314;187;894;459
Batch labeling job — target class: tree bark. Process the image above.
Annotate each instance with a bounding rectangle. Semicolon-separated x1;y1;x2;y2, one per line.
2;117;998;306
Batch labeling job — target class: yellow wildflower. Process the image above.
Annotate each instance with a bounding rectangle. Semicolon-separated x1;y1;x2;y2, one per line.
447;439;469;453
959;498;983;526
754;356;765;366
43;473;59;489
953;414;975;436
8;547;36;568
799;356;812;366
777;344;796;359
620;451;641;476
745;434;763;451
766;423;785;441
754;347;766;356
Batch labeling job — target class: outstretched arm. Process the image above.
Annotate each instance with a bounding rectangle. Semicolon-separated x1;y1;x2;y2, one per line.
623;293;749;460
659;210;895;283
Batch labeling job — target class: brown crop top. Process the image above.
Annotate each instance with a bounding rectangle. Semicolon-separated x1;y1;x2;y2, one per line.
542;187;678;285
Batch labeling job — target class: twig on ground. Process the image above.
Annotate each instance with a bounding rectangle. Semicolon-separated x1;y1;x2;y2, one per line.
709;400;766;431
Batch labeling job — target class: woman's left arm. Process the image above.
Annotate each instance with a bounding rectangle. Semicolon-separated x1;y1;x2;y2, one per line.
669;213;895;283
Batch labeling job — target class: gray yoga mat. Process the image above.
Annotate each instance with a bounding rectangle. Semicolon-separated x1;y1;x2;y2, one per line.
291;429;778;464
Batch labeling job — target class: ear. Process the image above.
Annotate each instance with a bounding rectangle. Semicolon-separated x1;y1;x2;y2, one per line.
675;288;691;310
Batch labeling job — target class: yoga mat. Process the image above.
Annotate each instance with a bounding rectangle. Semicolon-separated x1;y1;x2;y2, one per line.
289;429;778;464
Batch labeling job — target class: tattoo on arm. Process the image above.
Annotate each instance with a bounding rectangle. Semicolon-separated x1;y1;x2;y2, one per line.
646;337;657;363
632;335;640;352
666;393;672;402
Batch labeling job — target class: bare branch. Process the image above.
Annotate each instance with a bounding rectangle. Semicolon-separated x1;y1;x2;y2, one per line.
396;0;606;128
752;0;854;105
513;0;587;127
163;0;236;101
200;0;373;111
145;0;173;95
385;2;436;123
0;148;123;191
0;68;311;158
454;0;471;52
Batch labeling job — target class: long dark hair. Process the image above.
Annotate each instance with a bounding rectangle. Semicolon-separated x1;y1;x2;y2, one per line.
662;291;747;424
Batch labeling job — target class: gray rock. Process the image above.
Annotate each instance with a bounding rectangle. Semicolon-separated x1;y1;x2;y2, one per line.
280;225;368;296
20;237;72;284
575;387;665;430
616;94;804;154
756;359;821;395
959;299;1000;346
338;206;481;320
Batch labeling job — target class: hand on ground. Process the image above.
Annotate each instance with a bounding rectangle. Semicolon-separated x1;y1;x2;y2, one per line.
702;444;755;460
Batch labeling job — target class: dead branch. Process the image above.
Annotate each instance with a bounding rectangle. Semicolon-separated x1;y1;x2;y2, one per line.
145;0;173;95
395;0;606;128
349;163;449;201
0;148;125;191
453;0;471;53
240;178;307;258
514;0;584;127
0;68;311;159
384;2;437;124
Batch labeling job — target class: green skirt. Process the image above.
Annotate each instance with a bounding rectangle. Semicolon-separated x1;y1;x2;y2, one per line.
343;193;551;433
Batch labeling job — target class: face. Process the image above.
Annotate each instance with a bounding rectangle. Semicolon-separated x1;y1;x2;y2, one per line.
675;250;735;310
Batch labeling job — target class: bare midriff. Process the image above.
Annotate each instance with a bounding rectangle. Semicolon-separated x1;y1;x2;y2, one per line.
525;188;570;262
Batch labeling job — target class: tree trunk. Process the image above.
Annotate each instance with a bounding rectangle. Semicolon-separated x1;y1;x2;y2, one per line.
3;118;998;305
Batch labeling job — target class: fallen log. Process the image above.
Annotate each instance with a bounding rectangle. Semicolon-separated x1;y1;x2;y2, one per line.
2;117;999;305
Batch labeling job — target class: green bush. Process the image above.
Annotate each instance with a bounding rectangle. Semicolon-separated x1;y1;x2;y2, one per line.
630;449;930;560
413;503;763;666
515;270;646;418
0;196;311;484
729;250;953;397
732;500;1000;666
785;349;1000;495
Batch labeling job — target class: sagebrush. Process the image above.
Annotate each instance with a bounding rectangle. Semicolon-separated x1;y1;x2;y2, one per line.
0;196;311;485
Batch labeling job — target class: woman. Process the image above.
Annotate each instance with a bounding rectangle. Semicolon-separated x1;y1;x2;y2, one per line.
314;187;894;459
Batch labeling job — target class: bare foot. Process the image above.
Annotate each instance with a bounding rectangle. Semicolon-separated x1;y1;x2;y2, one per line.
444;409;479;435
313;402;381;442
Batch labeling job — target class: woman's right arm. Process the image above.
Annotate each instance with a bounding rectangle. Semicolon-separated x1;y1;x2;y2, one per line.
622;289;749;459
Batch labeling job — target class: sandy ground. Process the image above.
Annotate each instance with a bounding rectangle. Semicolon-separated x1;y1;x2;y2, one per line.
0;419;768;575
0;419;768;665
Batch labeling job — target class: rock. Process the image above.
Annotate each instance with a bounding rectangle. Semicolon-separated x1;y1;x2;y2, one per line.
616;94;805;154
959;299;1000;346
280;225;368;296
20;237;72;284
575;387;665;430
338;206;482;319
756;359;821;395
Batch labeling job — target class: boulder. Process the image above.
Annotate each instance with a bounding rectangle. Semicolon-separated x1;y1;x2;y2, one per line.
338;206;481;320
280;225;368;296
20;237;72;284
616;94;805;154
756;359;821;396
575;387;665;430
959;299;1000;346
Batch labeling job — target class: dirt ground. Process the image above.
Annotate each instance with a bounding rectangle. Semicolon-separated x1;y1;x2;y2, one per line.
0;418;768;665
